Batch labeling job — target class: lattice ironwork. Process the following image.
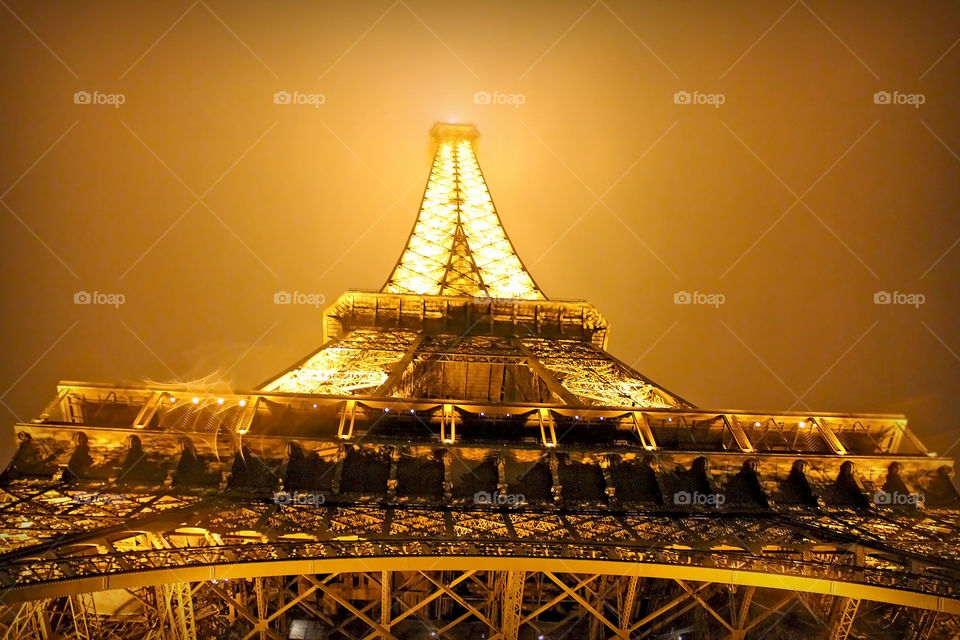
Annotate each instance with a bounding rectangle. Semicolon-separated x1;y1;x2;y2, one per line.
520;337;686;408
383;124;543;300
2;122;958;639
263;329;418;395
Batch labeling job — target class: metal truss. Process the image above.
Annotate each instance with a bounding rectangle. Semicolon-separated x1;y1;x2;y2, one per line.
383;124;543;300
4;122;959;639
263;329;419;395
2;571;957;640
520;337;687;408
0;486;958;610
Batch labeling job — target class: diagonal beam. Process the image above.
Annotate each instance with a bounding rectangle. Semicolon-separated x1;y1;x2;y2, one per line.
676;579;734;633
630;582;714;633
361;570;476;639
306;576;398;640
521;574;599;624
208;584;285;640
419;571;498;632
545;572;628;640
743;593;794;633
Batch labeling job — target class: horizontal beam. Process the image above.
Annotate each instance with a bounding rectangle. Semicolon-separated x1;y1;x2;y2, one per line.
0;556;956;614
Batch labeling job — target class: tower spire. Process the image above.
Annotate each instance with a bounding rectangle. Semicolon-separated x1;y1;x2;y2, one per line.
383;123;545;300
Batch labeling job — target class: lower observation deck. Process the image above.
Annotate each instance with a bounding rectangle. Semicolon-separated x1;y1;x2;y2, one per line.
1;382;957;613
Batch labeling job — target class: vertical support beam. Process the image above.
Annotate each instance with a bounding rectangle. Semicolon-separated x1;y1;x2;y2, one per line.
69;592;100;640
828;598;860;640
337;399;357;439
619;575;639;631
724;585;756;640
380;571;391;639
440;404;457;444
174;581;198;640
255;577;268;640
1;600;51;640
501;571;525;640
538;408;557;447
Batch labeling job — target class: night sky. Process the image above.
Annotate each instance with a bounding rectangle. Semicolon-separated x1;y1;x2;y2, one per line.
0;1;958;464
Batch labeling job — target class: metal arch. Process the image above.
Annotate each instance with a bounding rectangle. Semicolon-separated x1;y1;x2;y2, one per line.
0;554;957;614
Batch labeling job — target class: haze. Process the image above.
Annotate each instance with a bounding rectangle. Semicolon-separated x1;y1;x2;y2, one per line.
0;1;958;464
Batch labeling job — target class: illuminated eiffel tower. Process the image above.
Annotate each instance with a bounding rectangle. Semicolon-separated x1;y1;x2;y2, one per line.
0;123;958;640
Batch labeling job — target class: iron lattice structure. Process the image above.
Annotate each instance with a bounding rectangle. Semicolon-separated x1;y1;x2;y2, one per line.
1;124;959;640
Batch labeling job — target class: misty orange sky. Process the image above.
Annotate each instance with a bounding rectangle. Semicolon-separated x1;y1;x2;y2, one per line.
0;1;958;464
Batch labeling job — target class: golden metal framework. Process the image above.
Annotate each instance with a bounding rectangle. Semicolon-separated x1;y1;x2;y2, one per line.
383;124;543;300
1;123;959;639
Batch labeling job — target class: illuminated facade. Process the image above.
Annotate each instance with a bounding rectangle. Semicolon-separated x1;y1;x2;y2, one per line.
0;124;958;639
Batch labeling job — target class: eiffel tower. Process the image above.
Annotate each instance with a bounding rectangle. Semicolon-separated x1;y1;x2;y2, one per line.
0;123;958;640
